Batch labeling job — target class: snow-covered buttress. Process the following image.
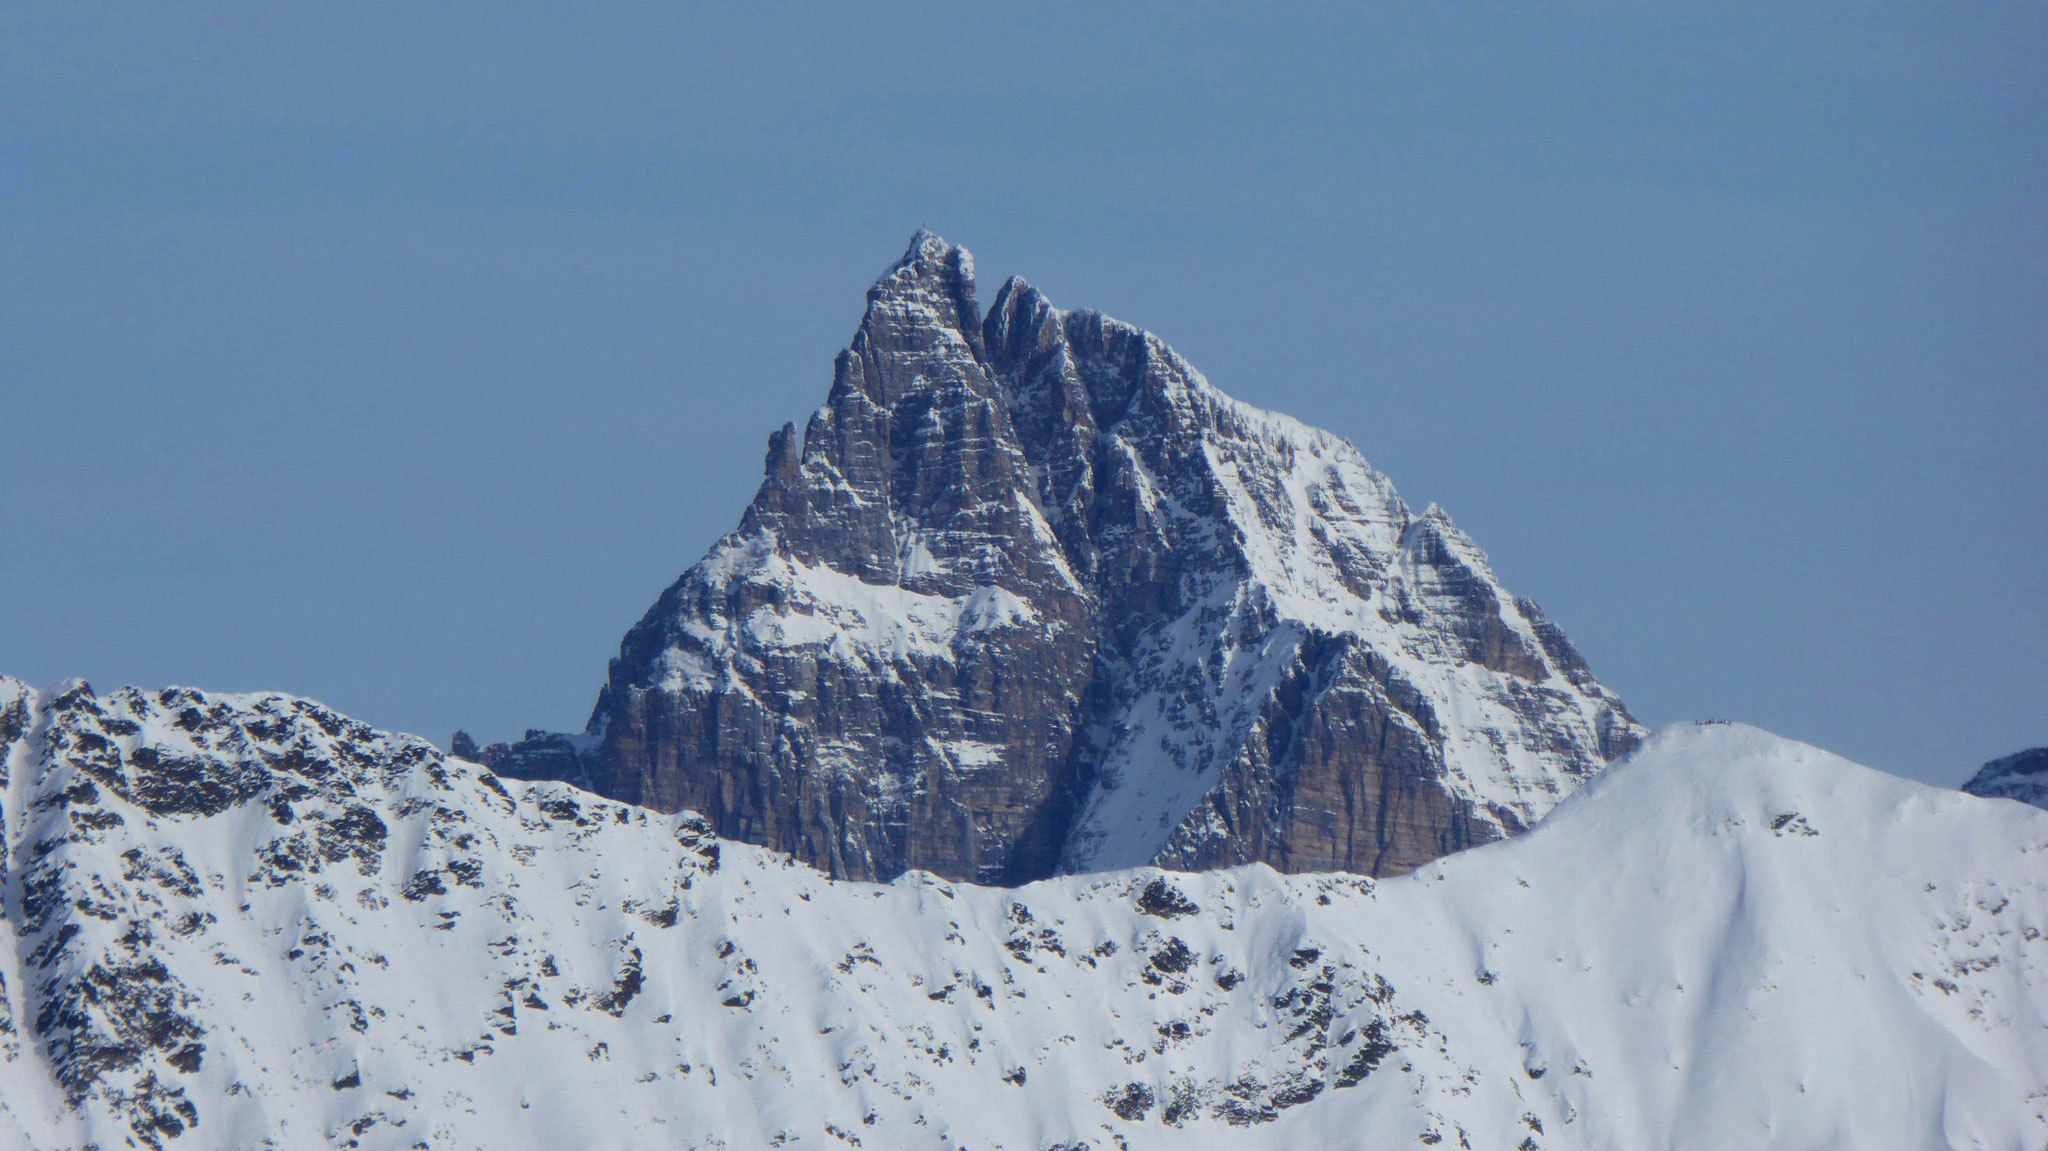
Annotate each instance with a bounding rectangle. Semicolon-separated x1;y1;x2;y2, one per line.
480;230;1642;883
2;677;2043;1149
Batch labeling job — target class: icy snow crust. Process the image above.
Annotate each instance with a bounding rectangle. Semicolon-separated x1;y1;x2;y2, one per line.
2;676;2044;1149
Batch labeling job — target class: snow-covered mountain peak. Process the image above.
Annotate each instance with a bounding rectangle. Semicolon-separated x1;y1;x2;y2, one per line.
1529;721;1934;841
480;234;1643;884
3;680;2042;1149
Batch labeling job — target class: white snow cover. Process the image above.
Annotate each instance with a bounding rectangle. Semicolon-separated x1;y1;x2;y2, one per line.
1;677;2043;1149
663;538;1043;692
1051;347;1632;870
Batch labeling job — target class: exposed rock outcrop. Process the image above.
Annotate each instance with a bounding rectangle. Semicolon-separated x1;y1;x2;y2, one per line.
1965;747;2048;810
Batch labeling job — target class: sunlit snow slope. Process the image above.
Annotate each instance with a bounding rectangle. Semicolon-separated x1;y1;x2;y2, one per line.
2;676;2043;1150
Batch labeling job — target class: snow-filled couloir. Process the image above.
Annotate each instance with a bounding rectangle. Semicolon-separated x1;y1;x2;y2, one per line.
478;230;1642;884
3;676;2043;1149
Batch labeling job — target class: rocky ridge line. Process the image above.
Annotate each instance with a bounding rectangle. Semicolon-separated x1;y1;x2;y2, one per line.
1965;747;2048;810
2;677;2041;1149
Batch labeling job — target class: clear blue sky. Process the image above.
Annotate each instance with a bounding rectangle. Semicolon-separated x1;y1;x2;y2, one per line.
2;4;2041;787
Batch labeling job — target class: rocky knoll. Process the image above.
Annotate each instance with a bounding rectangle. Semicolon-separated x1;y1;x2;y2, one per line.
478;231;1643;883
1965;747;2048;810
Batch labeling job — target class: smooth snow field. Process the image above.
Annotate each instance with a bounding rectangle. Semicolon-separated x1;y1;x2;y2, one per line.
1;677;2043;1149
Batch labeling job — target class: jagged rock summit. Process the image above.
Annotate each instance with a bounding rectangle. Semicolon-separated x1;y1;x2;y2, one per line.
1966;747;2048;810
481;231;1643;884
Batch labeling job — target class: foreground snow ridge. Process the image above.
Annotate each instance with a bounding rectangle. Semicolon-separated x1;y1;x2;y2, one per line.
1;676;2044;1149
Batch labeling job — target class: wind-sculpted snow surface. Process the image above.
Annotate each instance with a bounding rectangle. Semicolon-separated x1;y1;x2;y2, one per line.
2;677;2045;1149
483;231;1642;883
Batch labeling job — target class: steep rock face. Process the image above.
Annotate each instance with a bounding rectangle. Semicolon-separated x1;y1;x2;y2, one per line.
484;231;1642;883
1965;748;2048;810
541;233;1100;885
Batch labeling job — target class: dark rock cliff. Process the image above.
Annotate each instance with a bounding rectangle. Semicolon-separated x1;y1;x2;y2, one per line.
1965;747;2048;810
